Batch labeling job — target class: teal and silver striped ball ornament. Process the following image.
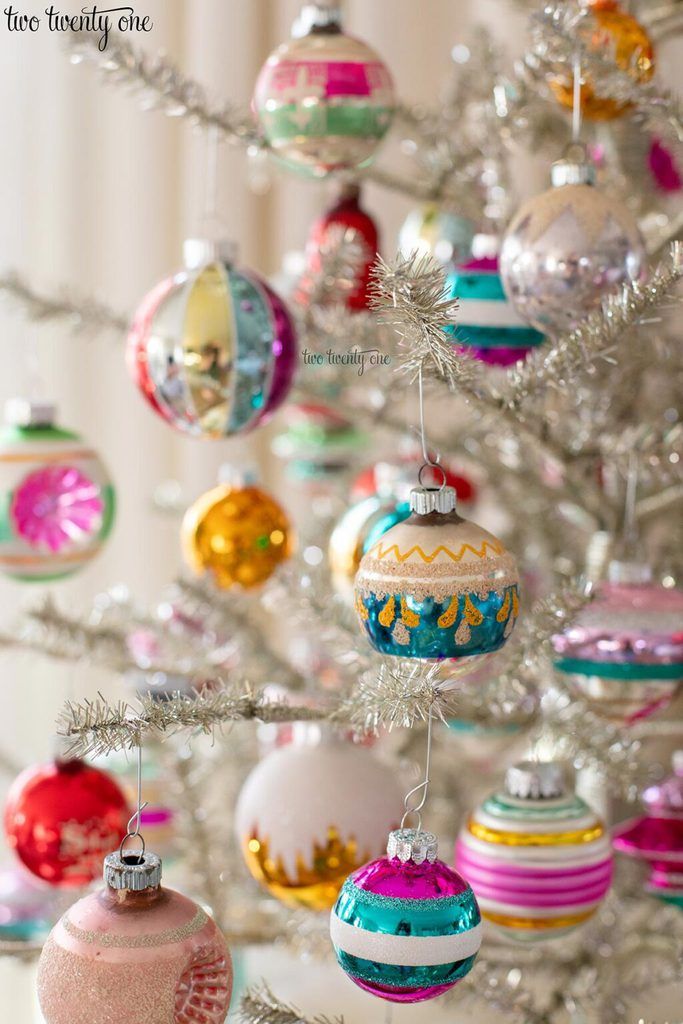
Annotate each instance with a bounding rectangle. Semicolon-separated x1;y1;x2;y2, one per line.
331;828;482;1003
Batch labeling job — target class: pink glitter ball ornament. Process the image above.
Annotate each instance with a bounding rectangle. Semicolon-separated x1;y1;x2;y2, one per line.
37;849;232;1024
613;751;683;907
11;464;104;552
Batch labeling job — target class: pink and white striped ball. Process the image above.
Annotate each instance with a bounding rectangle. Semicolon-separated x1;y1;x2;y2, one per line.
456;761;612;941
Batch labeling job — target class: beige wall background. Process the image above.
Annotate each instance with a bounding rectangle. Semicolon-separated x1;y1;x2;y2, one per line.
0;2;681;1019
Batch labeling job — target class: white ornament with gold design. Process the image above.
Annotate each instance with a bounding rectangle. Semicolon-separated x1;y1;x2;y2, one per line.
235;726;405;911
354;485;519;670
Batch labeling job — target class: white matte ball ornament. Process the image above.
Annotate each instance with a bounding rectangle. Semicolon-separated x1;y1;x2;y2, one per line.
235;728;405;911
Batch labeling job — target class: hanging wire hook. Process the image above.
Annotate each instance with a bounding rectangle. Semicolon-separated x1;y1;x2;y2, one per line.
622;451;640;558
572;54;583;144
417;365;446;491
119;742;148;863
400;709;434;831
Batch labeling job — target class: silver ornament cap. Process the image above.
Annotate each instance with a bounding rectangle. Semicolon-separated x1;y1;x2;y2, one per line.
104;850;162;892
505;761;566;800
409;486;456;516
5;397;56;428
293;2;342;36
550;155;596;188
183;237;237;270
387;828;438;864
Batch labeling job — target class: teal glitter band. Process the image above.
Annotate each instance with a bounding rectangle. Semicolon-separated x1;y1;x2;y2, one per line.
334;947;477;988
334;880;481;938
339;878;476;912
554;657;683;681
482;794;589;821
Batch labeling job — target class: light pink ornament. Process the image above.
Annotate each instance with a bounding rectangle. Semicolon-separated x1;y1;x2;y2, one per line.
37;850;232;1024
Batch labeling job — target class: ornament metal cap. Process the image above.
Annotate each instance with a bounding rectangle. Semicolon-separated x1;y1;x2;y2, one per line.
387;828;438;864
551;154;596;188
183;237;238;270
293;2;342;36
5;397;56;428
607;559;653;585
505;761;566;800
104;850;162;891
410;485;456;516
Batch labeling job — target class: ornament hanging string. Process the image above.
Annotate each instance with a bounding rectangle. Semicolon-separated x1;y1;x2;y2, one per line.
119;741;148;863
621;451;640;558
201;123;221;237
400;707;434;832
417;365;446;491
572;54;583;143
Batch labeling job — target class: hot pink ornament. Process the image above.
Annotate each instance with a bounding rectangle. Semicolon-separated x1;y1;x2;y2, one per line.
11;465;104;553
37;849;232;1024
613;751;683;907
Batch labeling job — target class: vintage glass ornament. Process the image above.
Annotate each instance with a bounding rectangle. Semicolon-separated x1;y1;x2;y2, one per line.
235;727;405;911
0;399;115;581
298;183;379;310
253;6;395;176
0;867;59;942
398;204;474;268
4;759;130;887
354;485;519;668
182;478;293;589
329;486;411;603
551;561;683;724
500;152;646;334
613;751;683;907
457;762;613;941
37;849;232;1024
127;238;297;438
272;401;366;482
549;0;654;122
331;828;481;1003
447;234;545;366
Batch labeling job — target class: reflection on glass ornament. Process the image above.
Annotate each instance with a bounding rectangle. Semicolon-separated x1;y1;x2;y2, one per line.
331;828;481;1003
4;759;130;887
613;751;683;907
500;151;646;334
0;867;60;942
272;402;367;482
37;849;232;1024
127;239;297;438
355;485;519;668
235;727;405;911
457;762;613;941
549;0;654;122
398;204;474;268
447;233;545;366
298;183;379;310
253;5;395;176
182;476;293;590
551;561;683;724
0;399;115;581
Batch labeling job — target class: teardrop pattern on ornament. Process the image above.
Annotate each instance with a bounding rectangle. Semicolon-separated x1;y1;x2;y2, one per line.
504;616;514;638
355;593;369;621
174;949;232;1024
496;591;511;623
437;595;459;629
392;621;410;645
464;596;484;626
378;595;396;627
400;596;420;628
455;619;471;645
512;589;519;618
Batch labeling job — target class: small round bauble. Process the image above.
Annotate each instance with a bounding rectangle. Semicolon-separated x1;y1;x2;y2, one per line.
4;759;130;887
398;204;474;268
354;485;519;668
37;849;232;1024
182;480;293;590
551;561;683;724
253;15;395;176
447;234;545;366
272;402;367;481
329;491;411;603
500;154;645;334
331;828;481;1003
127;239;297;438
0;867;58;942
0;400;115;581
613;751;683;907
549;0;654;122
235;729;405;911
457;761;612;941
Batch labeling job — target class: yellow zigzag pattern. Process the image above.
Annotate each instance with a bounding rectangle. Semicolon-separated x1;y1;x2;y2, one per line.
368;538;505;564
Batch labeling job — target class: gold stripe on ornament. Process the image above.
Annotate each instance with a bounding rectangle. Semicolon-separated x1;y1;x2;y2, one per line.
0;449;97;464
62;908;208;947
0;545;102;567
482;907;596;930
369;538;505;564
468;818;604;846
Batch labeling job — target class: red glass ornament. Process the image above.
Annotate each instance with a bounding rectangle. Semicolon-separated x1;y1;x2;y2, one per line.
4;759;130;887
299;183;379;311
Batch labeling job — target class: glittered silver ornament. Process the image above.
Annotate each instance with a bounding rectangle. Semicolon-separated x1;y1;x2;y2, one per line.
500;151;646;335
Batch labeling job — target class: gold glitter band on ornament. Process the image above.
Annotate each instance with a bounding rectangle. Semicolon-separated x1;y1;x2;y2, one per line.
467;819;604;846
482;907;596;930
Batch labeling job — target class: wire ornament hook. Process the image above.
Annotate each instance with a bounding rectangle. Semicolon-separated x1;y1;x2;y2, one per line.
572;54;583;143
417;365;446;492
400;709;434;832
119;742;148;863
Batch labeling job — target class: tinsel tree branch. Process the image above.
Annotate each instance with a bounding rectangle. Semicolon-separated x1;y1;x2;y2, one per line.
238;985;343;1024
67;30;260;146
504;244;683;411
0;271;128;334
294;224;368;309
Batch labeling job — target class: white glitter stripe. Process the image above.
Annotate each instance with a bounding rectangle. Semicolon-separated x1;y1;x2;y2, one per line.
329;914;482;966
456;298;530;328
474;807;601;834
